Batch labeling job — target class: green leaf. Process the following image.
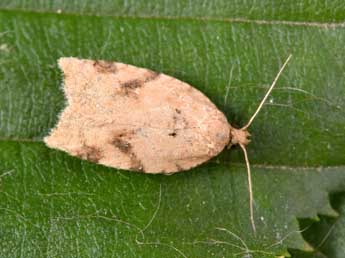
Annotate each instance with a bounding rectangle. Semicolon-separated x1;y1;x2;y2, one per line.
1;142;345;257
291;193;345;258
1;0;345;22
0;2;344;257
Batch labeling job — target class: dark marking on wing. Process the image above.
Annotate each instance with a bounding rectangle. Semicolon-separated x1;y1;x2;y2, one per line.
113;138;131;153
77;145;103;163
119;70;160;97
121;79;142;89
129;153;144;172
113;129;135;139
112;137;144;172
175;163;184;172
93;60;117;73
144;70;160;82
168;131;177;137
169;107;187;136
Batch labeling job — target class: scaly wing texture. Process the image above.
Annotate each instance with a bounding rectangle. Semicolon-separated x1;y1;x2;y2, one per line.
44;58;230;173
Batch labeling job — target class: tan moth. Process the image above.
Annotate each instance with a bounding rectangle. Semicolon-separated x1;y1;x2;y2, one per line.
44;55;292;232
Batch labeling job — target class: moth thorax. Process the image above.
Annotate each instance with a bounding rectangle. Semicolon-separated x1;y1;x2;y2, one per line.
229;126;251;147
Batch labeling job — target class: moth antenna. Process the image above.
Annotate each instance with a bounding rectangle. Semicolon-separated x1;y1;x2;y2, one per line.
241;54;292;130
233;55;291;233
239;143;256;233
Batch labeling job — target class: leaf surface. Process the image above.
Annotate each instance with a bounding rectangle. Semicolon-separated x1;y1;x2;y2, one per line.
0;2;344;257
1;0;345;22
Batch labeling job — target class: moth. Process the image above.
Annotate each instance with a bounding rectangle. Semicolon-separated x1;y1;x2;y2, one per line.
44;55;292;232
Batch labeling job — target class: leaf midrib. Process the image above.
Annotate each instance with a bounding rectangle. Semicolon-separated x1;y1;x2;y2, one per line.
1;138;343;169
1;8;345;29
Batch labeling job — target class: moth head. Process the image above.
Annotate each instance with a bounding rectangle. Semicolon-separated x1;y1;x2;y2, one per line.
229;127;251;147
